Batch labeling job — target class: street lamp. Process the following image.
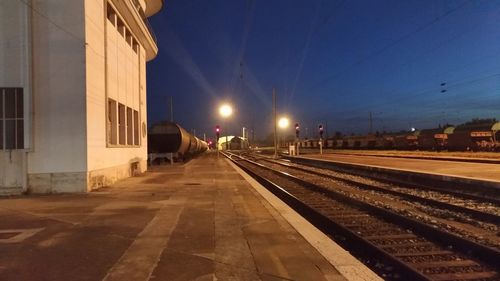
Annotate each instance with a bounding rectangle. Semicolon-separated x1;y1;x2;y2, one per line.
278;116;289;149
219;104;233;118
278;117;289;129
219;103;233;150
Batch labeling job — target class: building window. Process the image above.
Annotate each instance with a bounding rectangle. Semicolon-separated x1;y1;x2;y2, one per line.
107;5;116;26
133;110;139;145
1;88;24;150
107;3;140;54
126;107;133;145
118;103;125;145
105;2;141;148
126;30;133;47
132;40;139;54
108;98;117;145
107;99;140;147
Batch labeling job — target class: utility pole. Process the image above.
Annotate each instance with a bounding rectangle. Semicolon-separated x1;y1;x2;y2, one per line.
273;88;277;158
169;96;174;165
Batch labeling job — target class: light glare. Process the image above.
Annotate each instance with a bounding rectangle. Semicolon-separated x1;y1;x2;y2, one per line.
278;117;290;129
219;104;233;118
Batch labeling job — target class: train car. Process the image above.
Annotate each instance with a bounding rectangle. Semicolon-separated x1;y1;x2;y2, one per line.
448;121;499;151
229;136;250;150
437;126;455;149
334;138;343;148
291;119;498;152
393;131;420;150
377;135;394;149
326;138;335;148
416;128;439;150
302;140;310;148
362;135;382;149
345;135;360;148
148;122;208;162
417;126;454;151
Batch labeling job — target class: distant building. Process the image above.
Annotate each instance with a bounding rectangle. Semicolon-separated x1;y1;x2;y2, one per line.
0;0;163;193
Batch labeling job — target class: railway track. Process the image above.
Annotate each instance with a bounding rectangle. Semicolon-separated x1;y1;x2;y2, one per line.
258;156;500;230
257;157;500;250
282;154;500;203
225;152;500;281
248;152;500;249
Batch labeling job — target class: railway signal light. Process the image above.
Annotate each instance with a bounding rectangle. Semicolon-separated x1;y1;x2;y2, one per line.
295;123;300;138
215;125;220;140
319;124;324;138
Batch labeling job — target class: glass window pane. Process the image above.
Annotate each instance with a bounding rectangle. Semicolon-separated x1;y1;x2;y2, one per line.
5;88;15;118
126;107;132;145
5;120;15;149
0;121;3;149
108;99;117;145
107;5;116;26
0;89;3;118
16;88;23;118
17;120;23;149
134;110;139;145
118;103;125;145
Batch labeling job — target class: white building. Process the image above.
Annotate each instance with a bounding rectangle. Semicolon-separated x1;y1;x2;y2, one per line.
0;0;163;194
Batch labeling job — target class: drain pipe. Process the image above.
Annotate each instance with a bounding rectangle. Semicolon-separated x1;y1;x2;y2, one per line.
22;0;34;194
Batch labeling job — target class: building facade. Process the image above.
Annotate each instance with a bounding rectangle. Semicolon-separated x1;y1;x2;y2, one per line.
0;0;162;194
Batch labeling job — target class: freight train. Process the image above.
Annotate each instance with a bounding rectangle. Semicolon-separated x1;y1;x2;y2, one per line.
295;120;500;152
148;122;208;163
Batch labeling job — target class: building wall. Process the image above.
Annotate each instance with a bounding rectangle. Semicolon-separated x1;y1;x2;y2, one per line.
84;0;148;190
25;0;88;193
0;0;30;189
27;0;87;191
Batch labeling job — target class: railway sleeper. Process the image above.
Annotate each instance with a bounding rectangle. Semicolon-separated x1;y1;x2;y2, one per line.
423;270;497;281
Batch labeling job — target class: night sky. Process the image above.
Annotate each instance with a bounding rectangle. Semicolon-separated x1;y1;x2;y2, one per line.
146;0;500;140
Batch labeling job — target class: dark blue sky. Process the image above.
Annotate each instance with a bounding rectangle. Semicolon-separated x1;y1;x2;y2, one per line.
147;0;500;140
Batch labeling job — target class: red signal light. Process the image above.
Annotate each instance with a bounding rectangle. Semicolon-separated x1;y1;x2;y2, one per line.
215;125;220;140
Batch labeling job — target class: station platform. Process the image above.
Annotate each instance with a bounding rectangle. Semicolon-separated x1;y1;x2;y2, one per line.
298;149;500;164
294;153;500;185
0;152;379;281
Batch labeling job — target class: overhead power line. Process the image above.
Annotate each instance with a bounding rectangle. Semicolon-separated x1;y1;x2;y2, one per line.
310;0;470;90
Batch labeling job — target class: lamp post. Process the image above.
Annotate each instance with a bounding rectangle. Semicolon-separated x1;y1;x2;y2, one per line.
278;116;289;153
219;103;233;150
295;123;300;155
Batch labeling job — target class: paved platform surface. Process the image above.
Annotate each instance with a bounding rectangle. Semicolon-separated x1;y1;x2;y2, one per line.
0;153;377;281
299;153;500;183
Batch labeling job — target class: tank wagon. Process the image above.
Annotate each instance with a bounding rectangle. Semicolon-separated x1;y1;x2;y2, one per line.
148;122;208;162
